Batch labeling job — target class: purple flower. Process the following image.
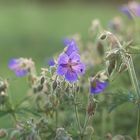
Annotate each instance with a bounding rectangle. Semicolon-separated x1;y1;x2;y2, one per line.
90;78;108;94
120;1;140;18
63;38;79;56
57;52;85;82
8;58;35;77
48;58;55;66
120;6;132;19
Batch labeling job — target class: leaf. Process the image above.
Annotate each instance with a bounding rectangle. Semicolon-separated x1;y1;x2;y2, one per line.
108;90;133;113
127;46;140;54
15;107;41;117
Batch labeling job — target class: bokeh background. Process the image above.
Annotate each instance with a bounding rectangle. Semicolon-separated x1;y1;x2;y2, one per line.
0;0;140;139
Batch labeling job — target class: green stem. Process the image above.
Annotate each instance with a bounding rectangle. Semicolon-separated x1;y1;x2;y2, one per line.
74;93;82;133
81;115;90;138
73;85;82;139
55;108;58;129
136;108;140;140
127;56;140;98
127;55;140;140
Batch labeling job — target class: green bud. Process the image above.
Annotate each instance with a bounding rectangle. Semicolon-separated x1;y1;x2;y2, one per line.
97;41;104;56
0;129;7;138
40;77;45;85
100;34;107;40
53;81;57;90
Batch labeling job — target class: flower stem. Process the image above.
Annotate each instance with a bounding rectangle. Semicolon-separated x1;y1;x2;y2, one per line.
55;108;58;129
72;84;82;140
81;115;90;138
74;93;82;135
127;55;140;140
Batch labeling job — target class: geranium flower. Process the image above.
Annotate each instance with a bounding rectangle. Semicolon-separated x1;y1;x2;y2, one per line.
90;78;108;94
63;38;79;56
57;52;85;82
120;1;140;18
8;58;35;77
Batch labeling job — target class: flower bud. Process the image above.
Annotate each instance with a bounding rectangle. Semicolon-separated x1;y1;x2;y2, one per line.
106;133;112;140
55;128;73;140
0;91;7;105
87;98;97;116
100;34;107;40
53;81;57;90
107;59;116;76
0;129;7;138
40;76;45;85
96;41;104;56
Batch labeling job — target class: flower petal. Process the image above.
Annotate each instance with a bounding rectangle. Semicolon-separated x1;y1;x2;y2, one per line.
58;53;69;65
64;38;78;56
120;6;132;18
8;59;19;70
65;70;78;82
72;63;86;75
57;65;67;76
90;80;108;94
15;69;28;77
69;52;81;63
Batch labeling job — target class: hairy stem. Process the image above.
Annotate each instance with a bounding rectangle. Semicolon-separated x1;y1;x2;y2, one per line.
74;93;82;136
127;55;140;140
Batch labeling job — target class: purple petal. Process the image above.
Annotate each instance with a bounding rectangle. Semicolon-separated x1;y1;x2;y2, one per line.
58;53;69;65
8;59;19;70
69;52;81;63
136;7;140;16
90;80;108;94
57;65;67;76
48;58;55;66
120;6;132;18
72;63;86;75
65;70;78;82
15;69;28;77
64;38;79;56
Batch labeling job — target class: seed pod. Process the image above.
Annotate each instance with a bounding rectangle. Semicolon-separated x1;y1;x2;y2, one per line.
100;34;107;40
40;77;45;85
0;129;7;138
106;133;113;140
107;59;116;76
97;41;104;56
87;98;97;117
37;85;43;92
53;81;57;90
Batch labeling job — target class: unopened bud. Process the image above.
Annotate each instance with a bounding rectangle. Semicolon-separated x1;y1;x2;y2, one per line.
40;77;45;85
53;81;57;90
107;59;116;76
87;98;97;116
97;41;104;56
0;129;7;138
100;34;107;40
106;133;112;140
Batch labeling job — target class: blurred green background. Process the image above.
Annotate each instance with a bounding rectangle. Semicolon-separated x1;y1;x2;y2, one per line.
0;0;139;139
0;1;122;76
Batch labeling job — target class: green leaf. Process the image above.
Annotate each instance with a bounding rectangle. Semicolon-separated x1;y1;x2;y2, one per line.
108;90;132;113
127;46;140;54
